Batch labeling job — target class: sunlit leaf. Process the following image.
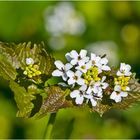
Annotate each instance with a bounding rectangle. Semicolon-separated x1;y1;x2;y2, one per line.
37;86;72;118
0;42;55;80
14;42;55;76
0;55;17;80
9;81;36;118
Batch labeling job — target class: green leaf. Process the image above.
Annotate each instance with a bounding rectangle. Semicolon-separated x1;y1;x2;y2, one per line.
37;86;72;118
9;81;36;118
0;41;56;118
0;55;17;80
45;77;61;86
14;42;55;76
0;42;18;80
0;42;55;81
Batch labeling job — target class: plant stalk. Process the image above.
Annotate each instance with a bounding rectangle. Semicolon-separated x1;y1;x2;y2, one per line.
43;113;57;139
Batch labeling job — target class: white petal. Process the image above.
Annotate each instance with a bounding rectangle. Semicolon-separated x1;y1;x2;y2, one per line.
116;71;123;76
96;91;103;97
115;96;122;102
65;63;73;71
90;98;97;106
79;49;87;58
101;65;111;71
126;64;131;71
52;70;63;76
68;78;75;85
110;91;117;100
102;83;108;89
110;92;122;103
80;85;87;91
120;92;128;97
95;56;101;63
98;68;102;74
70;50;78;58
86;61;92;69
55;60;64;69
120;63;126;70
71;59;78;65
125;86;130;91
83;57;90;63
70;90;80;98
77;78;85;85
65;52;72;62
114;85;121;92
87;87;92;94
75;65;81;71
93;86;99;93
91;53;96;60
101;76;106;82
75;96;84;104
125;72;132;76
100;58;108;65
75;70;82;77
66;70;74;77
62;74;68;81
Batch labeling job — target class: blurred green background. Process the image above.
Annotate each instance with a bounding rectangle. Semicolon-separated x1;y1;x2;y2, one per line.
0;1;140;139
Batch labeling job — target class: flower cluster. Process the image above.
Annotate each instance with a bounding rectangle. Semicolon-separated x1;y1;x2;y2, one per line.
23;58;41;78
52;50;132;107
110;63;131;102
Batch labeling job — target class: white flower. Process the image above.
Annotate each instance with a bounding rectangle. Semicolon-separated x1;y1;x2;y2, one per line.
110;91;128;103
70;85;87;104
26;58;34;65
67;70;85;85
110;85;128;102
98;57;111;71
87;76;108;98
90;53;101;69
65;49;89;65
52;60;72;81
117;63;131;76
90;53;110;72
75;61;92;73
84;94;97;106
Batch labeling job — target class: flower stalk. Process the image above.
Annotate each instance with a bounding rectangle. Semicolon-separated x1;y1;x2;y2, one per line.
43;113;57;139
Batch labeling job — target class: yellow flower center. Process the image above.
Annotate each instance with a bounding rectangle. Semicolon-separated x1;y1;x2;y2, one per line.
23;64;41;78
83;66;100;85
114;76;130;91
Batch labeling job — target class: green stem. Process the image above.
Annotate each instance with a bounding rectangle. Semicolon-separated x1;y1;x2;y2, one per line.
43;113;57;139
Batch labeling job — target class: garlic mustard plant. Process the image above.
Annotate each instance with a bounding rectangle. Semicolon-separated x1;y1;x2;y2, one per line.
0;42;140;119
52;49;134;108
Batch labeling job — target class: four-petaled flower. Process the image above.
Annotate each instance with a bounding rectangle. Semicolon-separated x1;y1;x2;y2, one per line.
52;60;72;81
117;63;132;76
84;94;97;107
65;49;89;65
87;76;108;98
67;70;84;85
70;85;87;104
110;85;128;102
75;61;92;73
90;53;111;73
